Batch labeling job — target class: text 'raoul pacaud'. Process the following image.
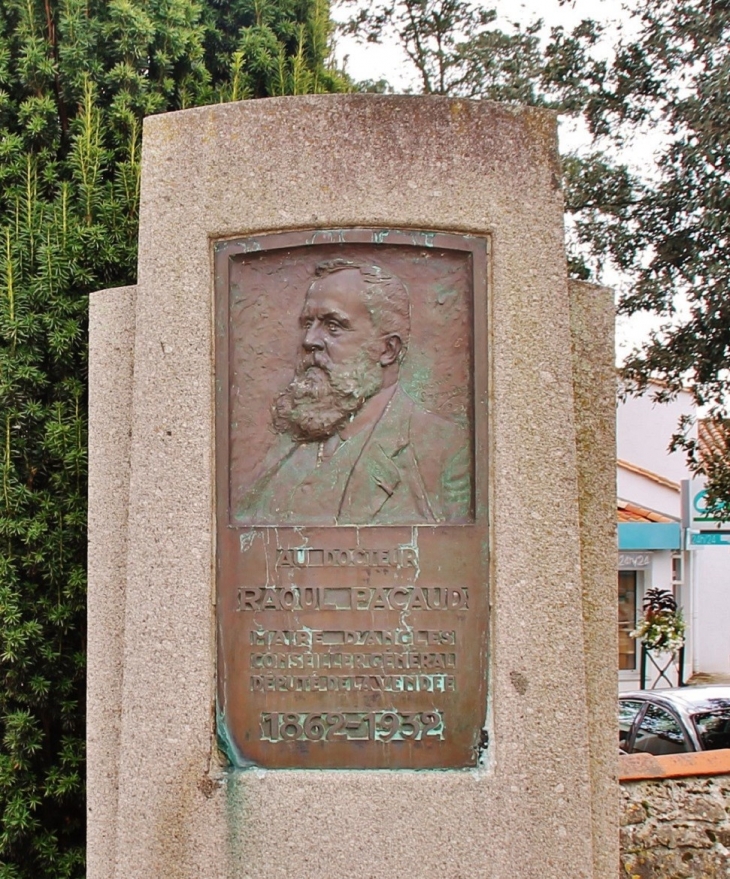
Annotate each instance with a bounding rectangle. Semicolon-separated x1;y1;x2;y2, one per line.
238;585;469;612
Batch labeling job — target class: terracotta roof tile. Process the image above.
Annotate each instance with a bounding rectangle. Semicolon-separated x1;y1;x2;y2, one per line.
698;418;730;461
617;500;676;523
617;459;680;491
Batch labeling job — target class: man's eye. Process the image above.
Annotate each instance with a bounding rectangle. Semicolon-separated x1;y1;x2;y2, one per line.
325;321;341;333
301;318;313;329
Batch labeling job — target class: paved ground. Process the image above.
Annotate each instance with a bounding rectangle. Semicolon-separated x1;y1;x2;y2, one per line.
686;672;730;685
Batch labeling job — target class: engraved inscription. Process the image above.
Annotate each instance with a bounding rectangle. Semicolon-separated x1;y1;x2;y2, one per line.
251;675;457;693
239;586;469;611
250;651;457;670
248;629;457;646
274;546;419;568
260;711;445;742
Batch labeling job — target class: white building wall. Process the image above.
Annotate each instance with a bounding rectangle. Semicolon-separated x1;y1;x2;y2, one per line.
617;468;679;518
649;551;676;596
691;547;730;674
617;387;694;490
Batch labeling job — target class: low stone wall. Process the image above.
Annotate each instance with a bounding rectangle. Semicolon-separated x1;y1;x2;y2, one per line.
620;751;730;878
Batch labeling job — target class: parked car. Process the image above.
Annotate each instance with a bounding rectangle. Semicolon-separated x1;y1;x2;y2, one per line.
620;686;730;756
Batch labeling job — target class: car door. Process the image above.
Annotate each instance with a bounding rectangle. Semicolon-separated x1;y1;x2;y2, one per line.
619;699;645;753
629;701;693;755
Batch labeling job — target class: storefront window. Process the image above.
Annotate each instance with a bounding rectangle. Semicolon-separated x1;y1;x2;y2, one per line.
618;570;640;670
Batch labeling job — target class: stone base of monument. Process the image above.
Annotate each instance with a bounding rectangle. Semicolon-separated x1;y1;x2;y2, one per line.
88;95;618;878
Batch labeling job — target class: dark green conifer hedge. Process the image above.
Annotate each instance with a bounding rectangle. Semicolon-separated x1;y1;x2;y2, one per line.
0;2;344;875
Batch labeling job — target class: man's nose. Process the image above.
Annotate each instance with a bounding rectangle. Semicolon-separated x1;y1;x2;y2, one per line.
303;323;325;350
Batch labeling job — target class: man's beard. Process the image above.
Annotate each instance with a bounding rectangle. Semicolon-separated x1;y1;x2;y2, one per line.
272;350;383;441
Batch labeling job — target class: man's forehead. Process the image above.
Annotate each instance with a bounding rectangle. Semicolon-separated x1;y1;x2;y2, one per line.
302;271;372;319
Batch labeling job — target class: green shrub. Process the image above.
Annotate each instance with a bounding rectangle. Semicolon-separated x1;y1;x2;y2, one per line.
0;1;344;875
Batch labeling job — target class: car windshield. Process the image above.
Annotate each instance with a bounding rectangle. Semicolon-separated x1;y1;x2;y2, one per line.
692;710;730;750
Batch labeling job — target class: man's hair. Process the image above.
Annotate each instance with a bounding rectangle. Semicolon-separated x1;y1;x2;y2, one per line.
314;258;411;359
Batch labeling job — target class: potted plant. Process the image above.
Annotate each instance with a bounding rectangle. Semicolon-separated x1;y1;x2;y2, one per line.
630;588;686;653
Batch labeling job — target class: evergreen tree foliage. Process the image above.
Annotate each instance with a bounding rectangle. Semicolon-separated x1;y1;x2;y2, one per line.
0;2;344;876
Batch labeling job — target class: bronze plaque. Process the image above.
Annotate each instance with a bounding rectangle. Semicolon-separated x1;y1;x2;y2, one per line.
215;229;489;768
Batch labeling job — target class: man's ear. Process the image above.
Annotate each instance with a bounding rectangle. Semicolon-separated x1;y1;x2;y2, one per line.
379;334;402;367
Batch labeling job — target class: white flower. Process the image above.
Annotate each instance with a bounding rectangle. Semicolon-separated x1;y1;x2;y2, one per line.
629;609;686;651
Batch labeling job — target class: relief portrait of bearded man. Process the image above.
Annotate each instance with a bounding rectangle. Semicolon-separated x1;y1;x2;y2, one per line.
236;258;471;526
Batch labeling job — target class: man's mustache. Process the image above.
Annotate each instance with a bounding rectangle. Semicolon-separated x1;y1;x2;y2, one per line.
298;354;330;374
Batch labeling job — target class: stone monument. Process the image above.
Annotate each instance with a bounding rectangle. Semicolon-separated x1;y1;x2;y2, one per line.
88;95;618;877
